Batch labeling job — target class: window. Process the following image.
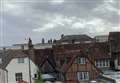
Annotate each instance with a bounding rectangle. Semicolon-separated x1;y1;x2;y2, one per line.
95;60;110;67
77;72;89;81
95;60;99;67
18;58;24;63
34;74;37;78
34;74;38;79
106;60;110;67
78;57;86;64
15;73;23;81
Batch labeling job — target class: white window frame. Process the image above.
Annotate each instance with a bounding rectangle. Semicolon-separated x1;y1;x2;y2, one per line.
78;57;86;64
106;60;110;67
18;58;24;63
77;72;89;81
95;60;110;68
15;73;23;81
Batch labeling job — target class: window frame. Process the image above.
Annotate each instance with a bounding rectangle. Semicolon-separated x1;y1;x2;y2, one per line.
77;57;86;64
77;71;89;81
18;58;25;63
15;72;23;81
95;59;110;68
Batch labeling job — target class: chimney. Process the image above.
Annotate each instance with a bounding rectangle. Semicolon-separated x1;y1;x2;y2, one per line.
48;40;50;44
61;34;64;39
42;38;45;44
50;38;52;44
28;38;33;49
53;39;57;43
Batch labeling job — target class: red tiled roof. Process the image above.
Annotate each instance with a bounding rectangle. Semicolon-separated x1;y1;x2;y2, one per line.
91;42;110;59
53;43;103;73
53;42;110;60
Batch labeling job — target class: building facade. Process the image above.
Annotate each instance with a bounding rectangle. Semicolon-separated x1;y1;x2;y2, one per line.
0;32;120;83
0;67;8;83
109;32;120;70
6;57;37;83
53;44;102;83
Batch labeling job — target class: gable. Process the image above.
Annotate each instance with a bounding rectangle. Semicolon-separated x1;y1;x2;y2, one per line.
41;61;55;73
6;57;37;72
41;60;56;73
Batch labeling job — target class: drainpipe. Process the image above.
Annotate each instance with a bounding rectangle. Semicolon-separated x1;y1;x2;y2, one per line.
28;38;33;83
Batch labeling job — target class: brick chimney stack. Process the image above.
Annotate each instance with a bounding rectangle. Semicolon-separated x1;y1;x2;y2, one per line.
28;38;33;49
42;38;45;44
61;34;64;39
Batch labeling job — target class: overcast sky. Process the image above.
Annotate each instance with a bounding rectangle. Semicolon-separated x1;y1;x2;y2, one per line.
0;0;120;46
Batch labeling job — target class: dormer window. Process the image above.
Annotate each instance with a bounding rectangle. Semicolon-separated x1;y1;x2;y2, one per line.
18;58;24;63
77;57;86;64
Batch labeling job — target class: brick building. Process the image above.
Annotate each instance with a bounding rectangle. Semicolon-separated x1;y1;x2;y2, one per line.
53;43;103;83
0;32;119;83
109;32;120;70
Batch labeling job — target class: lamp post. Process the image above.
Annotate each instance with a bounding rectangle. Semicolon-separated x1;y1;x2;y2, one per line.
28;38;33;83
28;56;32;83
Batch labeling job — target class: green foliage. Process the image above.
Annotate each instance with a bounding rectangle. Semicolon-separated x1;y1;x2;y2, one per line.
35;71;44;83
35;79;43;83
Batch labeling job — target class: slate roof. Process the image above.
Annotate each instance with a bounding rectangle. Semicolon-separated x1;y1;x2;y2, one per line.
0;42;110;73
0;49;29;68
91;42;110;59
53;43;104;73
34;48;57;73
0;47;56;73
53;42;110;60
57;34;94;43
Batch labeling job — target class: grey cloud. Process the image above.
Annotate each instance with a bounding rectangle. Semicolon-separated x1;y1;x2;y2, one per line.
1;0;120;46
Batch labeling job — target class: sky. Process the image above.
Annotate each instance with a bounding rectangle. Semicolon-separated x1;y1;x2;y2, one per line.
0;0;120;46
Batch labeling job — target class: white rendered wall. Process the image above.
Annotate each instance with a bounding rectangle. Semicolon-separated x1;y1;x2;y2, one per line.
115;59;120;70
6;57;38;83
0;69;7;83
